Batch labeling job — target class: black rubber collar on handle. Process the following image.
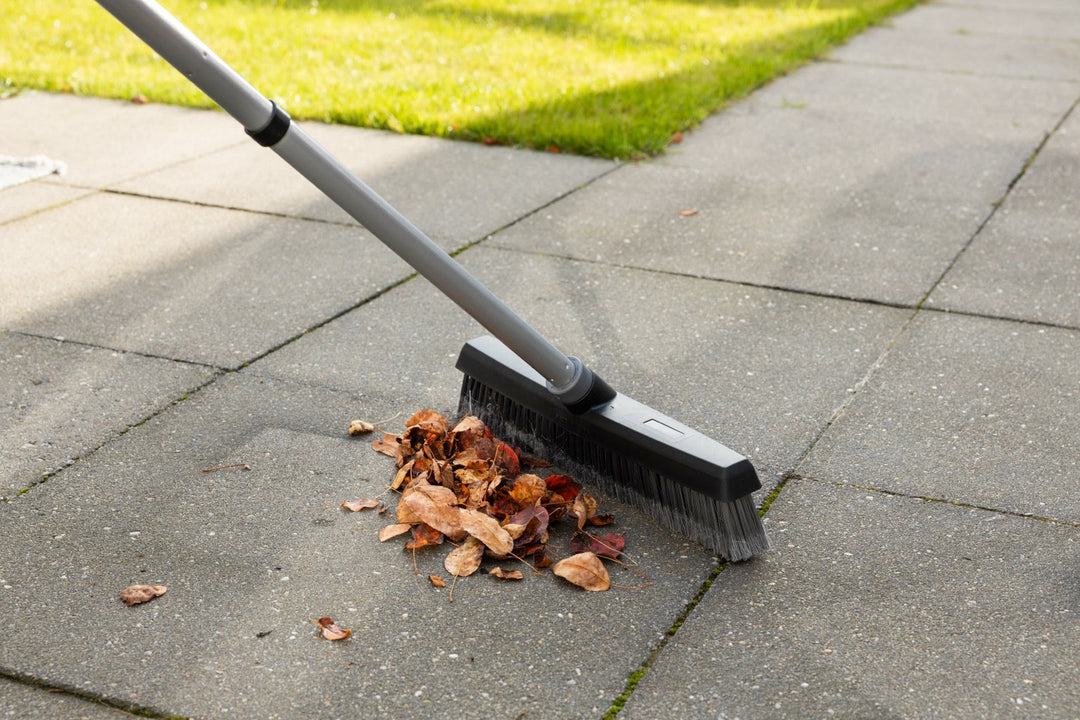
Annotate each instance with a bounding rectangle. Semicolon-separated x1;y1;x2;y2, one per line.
246;102;291;147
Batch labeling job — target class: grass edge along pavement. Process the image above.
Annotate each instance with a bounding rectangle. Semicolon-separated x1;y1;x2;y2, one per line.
3;0;922;159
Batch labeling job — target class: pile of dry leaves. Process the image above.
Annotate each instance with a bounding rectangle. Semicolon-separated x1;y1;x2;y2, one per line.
345;409;631;594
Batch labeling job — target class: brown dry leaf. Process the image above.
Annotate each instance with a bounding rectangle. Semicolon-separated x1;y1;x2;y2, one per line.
120;584;167;606
571;493;598;530
429;575;447;588
348;420;376;436
403;485;466;541
379;523;413;542
508;473;547;507
341;498;380;512
396;490;423;524
390;459;415;491
459;509;513;556
315;616;352;641
552;552;611;591
444;536;485;577
489;567;524;581
679;208;698;217
405;523;444;550
372;433;407;466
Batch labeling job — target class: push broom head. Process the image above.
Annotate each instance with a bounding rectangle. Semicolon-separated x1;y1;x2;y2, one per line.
456;336;771;561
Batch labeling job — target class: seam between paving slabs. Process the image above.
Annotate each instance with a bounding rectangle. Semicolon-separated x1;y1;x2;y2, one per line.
2;336;225;503
798;476;1080;530
0;665;187;719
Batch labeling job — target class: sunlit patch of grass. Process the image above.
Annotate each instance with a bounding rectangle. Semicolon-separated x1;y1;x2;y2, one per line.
2;0;922;157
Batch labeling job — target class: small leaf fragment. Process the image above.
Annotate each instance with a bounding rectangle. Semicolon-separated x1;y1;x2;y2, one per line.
341;498;380;512
429;575;446;588
316;616;352;641
552;552;611;591
489;567;524;581
679;208;698;216
379;523;413;542
120;584;167;606
348;420;376;436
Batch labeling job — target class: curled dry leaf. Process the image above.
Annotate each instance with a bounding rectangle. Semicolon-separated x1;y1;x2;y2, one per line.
120;584;167;606
379;523;413;542
460;509;513;556
571;493;599;530
508;474;547;507
429;575;447;588
341;498;380;512
316;616;352;641
348;420;375;436
489;567;524;581
444;536;485;577
552;552;611;591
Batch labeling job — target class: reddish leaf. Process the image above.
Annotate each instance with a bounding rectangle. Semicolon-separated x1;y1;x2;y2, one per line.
405;523;444;550
588;514;615;527
570;531;625;559
494;443;519;476
316;616;352;641
545;475;581;503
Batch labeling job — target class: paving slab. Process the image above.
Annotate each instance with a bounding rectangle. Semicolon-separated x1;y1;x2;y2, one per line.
0;91;242;188
249;246;912;497
928;107;1080;327
800;310;1080;524
891;1;1080;40
831;24;1080;81
0;182;91;225
110;119;614;249
490;63;1076;305
0;332;216;500
0;677;135;720
0;372;717;720
619;479;1080;719
0;192;413;368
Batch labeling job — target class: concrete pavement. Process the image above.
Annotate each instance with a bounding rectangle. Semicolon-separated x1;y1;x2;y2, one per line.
2;0;1079;717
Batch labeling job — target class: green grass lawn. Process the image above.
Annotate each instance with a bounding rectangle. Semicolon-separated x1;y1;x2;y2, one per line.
3;0;920;158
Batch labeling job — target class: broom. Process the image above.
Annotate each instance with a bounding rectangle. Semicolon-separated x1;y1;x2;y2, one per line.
95;0;770;560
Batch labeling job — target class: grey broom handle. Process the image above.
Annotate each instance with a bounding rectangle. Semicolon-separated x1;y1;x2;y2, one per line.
95;0;583;392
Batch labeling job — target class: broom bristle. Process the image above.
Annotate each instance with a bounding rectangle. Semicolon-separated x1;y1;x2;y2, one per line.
459;373;771;561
